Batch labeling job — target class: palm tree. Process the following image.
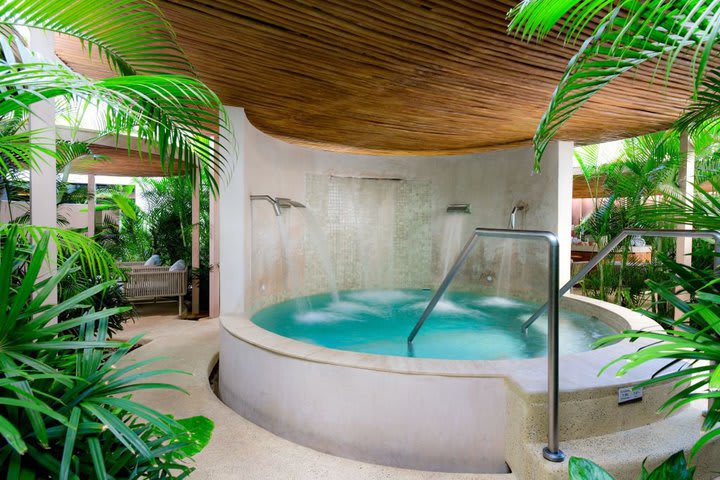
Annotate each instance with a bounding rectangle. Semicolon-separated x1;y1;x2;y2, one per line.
0;0;232;273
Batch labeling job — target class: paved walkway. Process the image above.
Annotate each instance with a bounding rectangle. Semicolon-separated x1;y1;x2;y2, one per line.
117;310;513;479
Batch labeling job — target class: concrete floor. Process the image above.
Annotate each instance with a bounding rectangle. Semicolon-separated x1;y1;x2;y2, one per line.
116;307;514;479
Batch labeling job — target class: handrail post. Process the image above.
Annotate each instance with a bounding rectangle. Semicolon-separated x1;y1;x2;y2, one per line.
543;234;565;462
406;228;565;462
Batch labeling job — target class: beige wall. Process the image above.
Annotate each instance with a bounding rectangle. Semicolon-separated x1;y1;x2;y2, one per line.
218;108;573;314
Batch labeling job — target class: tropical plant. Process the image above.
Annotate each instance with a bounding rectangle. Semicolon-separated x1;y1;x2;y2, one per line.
510;0;720;168
93;185;153;262
509;0;720;170
58;262;136;337
0;225;213;477
141;176;210;268
568;451;695;479
593;256;720;458
573;132;688;306
0;1;231;190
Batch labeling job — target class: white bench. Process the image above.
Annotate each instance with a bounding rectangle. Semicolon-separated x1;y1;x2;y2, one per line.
120;263;188;315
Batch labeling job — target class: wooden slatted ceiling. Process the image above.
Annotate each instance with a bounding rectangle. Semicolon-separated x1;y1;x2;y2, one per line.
57;1;695;155
70;145;179;177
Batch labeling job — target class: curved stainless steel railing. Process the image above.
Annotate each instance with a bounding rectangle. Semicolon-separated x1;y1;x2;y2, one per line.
407;227;566;463
520;229;720;334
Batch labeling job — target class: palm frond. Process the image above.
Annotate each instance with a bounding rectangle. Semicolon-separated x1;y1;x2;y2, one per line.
0;60;231;192
509;0;720;169
0;0;193;76
0;223;118;278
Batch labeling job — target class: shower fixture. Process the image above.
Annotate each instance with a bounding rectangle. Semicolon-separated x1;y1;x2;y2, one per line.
276;197;306;209
250;195;305;216
446;203;471;214
509;203;527;229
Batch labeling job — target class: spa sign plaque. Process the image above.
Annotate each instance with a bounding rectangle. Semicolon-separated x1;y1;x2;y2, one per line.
618;386;643;405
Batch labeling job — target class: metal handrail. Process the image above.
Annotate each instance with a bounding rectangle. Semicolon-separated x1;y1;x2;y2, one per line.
521;229;720;334
406;227;565;463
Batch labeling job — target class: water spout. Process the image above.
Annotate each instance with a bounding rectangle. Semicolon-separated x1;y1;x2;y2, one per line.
251;195;306;215
251;195;282;216
509;203;526;229
447;203;471;214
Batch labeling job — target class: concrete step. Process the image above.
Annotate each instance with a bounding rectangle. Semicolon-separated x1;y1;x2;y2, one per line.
519;404;719;480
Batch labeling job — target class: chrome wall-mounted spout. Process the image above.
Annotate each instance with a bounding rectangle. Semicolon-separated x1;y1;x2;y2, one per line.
447;203;471;214
250;195;282;216
509;203;526;229
250;195;306;215
276;197;306;209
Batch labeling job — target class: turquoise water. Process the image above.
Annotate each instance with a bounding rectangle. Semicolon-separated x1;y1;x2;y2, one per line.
251;289;615;360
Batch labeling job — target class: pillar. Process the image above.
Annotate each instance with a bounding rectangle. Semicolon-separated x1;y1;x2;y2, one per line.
676;134;695;266
218;107;247;315
191;166;200;315
544;141;575;284
87;174;96;237
29;28;57;304
209;167;221;318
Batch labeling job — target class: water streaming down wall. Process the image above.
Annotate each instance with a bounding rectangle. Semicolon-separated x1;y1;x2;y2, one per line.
439;212;469;279
305;174;432;292
249;175;547;310
299;208;339;303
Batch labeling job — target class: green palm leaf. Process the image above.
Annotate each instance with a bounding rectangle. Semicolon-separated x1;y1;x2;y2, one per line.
509;0;720;169
0;60;230;191
0;0;193;76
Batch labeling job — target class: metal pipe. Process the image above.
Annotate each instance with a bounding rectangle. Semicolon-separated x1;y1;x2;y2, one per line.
407;228;565;462
521;229;720;334
406;233;480;343
250;195;306;215
543;233;564;462
405;227;565;462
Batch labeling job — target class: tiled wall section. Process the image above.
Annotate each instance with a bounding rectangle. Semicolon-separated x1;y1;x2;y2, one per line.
305;175;432;293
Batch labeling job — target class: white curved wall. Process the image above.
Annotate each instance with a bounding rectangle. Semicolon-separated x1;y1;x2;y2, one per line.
217;107;574;315
219;323;508;473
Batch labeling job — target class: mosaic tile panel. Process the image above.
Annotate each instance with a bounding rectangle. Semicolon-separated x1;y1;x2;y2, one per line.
305;175;432;293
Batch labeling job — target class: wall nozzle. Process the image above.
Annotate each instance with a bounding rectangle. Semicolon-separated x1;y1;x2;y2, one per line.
447;203;471;214
251;195;306;215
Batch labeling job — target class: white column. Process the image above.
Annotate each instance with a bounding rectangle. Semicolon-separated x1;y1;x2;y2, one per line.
191;166;200;315
218;107;247;315
544;141;575;284
29;29;57;304
676;134;695;266
209;168;221;318
87;174;96;237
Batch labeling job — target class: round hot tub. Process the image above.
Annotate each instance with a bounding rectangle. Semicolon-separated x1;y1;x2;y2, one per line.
219;290;650;474
250;289;614;360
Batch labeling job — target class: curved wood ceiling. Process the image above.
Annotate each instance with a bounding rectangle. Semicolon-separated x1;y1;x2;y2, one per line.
56;0;695;155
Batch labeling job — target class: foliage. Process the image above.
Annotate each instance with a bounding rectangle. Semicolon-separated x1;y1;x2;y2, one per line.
93;185;153;262
58;263;135;337
141;176;210;269
594;257;720;457
0;225;213;477
0;222;117;279
0;0;231;191
568;451;695;479
95;175;212;309
572;132;690;307
509;0;720;170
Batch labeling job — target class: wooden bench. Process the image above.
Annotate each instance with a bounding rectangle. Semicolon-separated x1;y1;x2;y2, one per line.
120;263;188;315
